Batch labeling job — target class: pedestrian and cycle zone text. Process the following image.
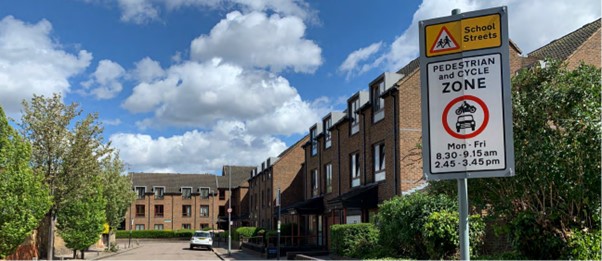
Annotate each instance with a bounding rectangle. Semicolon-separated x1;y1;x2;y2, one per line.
425;14;501;57
427;53;505;173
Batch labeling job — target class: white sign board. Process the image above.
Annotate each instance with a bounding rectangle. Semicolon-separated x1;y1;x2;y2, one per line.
427;54;506;173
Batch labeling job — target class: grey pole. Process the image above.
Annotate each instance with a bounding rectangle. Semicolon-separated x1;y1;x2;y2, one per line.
458;178;469;260
228;166;232;256
277;188;281;260
451;9;470;260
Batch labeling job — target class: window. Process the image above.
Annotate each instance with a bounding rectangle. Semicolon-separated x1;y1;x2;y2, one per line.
261;190;265;207
154;224;163;230
267;188;271;206
374;143;386;182
219;206;226;216
349;98;360;135
199;187;210;199
325;163;332;193
135;187;145;200
351;153;360;187
154;187;164;200
311;169;319;197
182;205;192;217
200;223;209;229
135;205;145;217
219;189;225;200
372;80;385;122
324;117;332;149
200;205;209;217
154;205;164;217
181;187;192;199
135;224;145;230
310;127;318;156
182;224;191;230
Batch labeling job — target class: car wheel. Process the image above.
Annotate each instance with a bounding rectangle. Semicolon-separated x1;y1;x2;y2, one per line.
471;126;475;131
190;245;193;250
456;127;460;133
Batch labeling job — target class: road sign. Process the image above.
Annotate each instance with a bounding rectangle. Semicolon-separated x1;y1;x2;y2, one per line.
425;13;501;57
420;7;514;180
227;208;232;213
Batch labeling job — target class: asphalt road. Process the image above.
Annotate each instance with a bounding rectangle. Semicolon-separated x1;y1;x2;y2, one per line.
103;241;218;260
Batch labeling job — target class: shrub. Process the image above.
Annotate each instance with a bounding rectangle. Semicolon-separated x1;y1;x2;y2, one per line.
115;229;193;239
330;223;379;258
422;211;485;259
562;230;601;260
377;192;456;259
509;212;565;259
236;226;261;239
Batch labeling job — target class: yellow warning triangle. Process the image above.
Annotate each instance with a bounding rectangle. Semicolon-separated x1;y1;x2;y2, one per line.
430;26;460;53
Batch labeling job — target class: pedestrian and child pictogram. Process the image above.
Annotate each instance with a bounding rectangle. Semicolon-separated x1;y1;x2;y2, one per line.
429;26;460;53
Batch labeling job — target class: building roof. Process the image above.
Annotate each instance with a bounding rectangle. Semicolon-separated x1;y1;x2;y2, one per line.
529;18;601;61
131;172;221;193
221;165;255;189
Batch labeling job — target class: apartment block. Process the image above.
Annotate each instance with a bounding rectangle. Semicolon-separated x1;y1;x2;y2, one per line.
248;135;309;230
124;167;254;231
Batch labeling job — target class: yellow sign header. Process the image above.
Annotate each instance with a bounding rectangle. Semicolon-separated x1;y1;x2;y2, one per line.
425;14;501;57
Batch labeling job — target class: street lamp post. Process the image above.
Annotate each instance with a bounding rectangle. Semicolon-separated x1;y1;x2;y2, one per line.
228;166;232;256
277;188;281;260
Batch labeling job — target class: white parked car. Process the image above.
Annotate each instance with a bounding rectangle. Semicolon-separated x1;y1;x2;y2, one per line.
190;231;213;250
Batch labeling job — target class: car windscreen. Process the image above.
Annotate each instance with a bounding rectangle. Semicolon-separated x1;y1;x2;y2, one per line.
458;115;473;121
194;232;210;237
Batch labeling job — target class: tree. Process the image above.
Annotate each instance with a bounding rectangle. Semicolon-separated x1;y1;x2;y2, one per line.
430;61;601;258
101;153;135;233
0;106;52;259
20;93;79;259
56;113;109;258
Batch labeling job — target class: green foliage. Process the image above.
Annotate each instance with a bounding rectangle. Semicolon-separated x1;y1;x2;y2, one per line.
330;223;379;258
422;211;485;259
115;229;194;238
57;190;106;251
101;154;135;231
509;212;564;259
562;229;601;260
376;192;455;259
235;226;261;238
0;107;52;258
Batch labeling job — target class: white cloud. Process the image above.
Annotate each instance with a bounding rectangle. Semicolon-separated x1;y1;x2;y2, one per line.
116;0;315;24
133;57;165;83
123;58;324;136
0;16;92;115
349;0;601;75
191;11;322;73
82;59;126;99
103;118;122;126
338;42;384;79
110;121;288;173
118;0;160;24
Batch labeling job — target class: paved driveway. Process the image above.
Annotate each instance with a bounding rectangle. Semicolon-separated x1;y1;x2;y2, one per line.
103;241;218;260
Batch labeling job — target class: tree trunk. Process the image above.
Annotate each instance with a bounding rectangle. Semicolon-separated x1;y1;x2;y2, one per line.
36;214;51;259
81;249;85;259
48;210;55;260
73;250;76;259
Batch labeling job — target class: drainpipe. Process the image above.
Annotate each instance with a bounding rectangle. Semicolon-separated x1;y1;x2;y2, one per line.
393;87;400;196
336;125;342;224
361;110;367;187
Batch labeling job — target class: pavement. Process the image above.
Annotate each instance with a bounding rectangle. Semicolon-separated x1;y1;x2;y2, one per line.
54;243;142;260
212;246;265;260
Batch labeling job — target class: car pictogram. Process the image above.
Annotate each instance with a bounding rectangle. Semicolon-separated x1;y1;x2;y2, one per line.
456;114;476;132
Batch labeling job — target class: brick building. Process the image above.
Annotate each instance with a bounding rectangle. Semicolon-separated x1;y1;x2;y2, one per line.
124;166;254;231
248;135;308;230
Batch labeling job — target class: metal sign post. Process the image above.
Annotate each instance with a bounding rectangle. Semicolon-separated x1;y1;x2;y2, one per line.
419;6;514;260
276;188;281;260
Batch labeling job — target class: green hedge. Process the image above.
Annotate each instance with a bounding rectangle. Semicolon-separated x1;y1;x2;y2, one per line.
235;226;262;238
330;223;379;258
422;210;485;259
115;229;194;239
377;192;456;259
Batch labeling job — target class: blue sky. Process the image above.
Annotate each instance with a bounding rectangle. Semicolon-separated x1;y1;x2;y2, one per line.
0;0;599;174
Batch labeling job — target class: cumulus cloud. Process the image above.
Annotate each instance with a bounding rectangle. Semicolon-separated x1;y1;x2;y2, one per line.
191;11;322;73
81;59;126;99
115;0;315;24
0;16;92;115
123;58;324;136
338;42;384;80
133;57;165;83
346;0;601;76
110;121;288;173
